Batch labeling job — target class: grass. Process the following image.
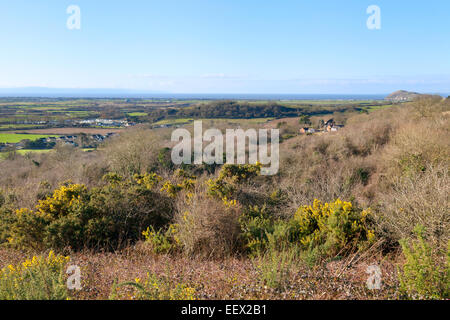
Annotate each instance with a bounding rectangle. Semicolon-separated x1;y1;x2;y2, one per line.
153;118;194;125
363;104;394;112
200;118;274;124
0;133;59;143
127;112;148;117
153;118;274;126
15;149;53;155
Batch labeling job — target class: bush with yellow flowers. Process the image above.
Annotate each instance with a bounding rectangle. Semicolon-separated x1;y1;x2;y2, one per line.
398;225;449;299
6;173;174;251
160;169;197;199
292;199;375;257
207;163;262;199
142;224;180;254
239;205;275;254
7;184;90;250
110;272;196;300
0;251;70;300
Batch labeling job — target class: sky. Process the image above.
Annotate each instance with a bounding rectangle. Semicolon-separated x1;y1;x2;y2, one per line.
0;0;449;94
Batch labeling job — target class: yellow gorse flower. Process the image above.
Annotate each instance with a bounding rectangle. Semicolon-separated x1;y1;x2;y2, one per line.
0;251;71;300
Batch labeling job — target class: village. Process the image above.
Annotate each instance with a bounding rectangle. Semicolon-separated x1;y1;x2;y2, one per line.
0;132;117;152
6;118;135;128
299;118;344;134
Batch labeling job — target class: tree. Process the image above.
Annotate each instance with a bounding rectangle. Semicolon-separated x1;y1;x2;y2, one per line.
298;115;311;126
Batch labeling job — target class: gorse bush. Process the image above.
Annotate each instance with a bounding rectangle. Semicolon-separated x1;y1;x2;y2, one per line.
0;251;70;300
5;173;173;250
207;163;262;199
142;225;180;254
240;198;375;260
292;199;375;257
398;225;449;299
239;205;275;254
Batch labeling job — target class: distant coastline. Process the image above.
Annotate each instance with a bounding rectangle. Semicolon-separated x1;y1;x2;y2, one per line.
0;91;394;100
0;89;448;100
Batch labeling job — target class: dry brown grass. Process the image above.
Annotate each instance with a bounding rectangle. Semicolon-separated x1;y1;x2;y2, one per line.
0;246;400;300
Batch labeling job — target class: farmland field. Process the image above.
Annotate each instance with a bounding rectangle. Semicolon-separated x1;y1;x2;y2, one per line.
127;112;148;117
7;128;123;135
0;133;59;143
152;118;194;125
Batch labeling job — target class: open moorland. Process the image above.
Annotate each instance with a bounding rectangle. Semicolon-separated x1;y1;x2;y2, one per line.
0;95;448;300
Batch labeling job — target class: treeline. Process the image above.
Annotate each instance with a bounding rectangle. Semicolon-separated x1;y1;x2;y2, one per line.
146;100;374;123
148;100;302;120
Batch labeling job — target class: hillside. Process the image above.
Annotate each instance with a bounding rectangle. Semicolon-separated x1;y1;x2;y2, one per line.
0;97;449;300
385;90;421;102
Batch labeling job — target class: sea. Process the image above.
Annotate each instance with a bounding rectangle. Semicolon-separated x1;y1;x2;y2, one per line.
0;90;448;100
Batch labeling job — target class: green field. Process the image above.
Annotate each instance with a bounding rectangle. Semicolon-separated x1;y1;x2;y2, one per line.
127;112;148;117
200;118;274;124
16;149;53;155
0;133;59;143
153;118;194;125
362;104;395;111
153;117;274;126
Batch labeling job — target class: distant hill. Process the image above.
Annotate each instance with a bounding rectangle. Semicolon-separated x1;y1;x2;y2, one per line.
385;90;421;102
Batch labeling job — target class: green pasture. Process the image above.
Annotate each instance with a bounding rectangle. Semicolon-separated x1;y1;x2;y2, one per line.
153;118;194;125
127;112;148;117
0;133;59;143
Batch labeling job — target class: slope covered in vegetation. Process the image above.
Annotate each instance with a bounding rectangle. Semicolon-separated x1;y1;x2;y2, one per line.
0;97;448;300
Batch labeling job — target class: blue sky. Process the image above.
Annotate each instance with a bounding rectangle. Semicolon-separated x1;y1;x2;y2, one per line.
0;0;449;94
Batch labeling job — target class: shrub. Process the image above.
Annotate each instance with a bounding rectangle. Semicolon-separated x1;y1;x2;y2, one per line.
292;199;375;257
207;163;261;199
159;170;196;198
103;128;163;177
253;240;299;291
7;184;90;250
239;205;274;254
0;251;70;300
0;208;16;245
88;175;173;248
174;192;242;257
7;174;173;251
142;225;180;254
110;272;196;300
377;163;449;247
398;225;449;299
